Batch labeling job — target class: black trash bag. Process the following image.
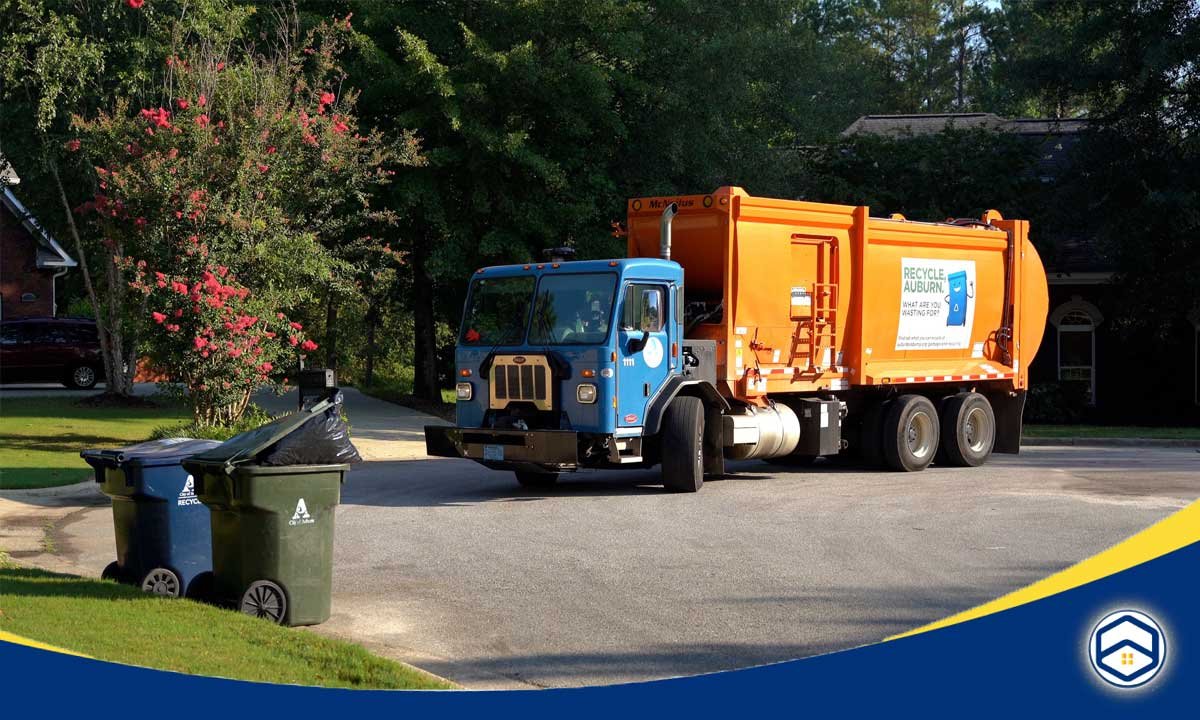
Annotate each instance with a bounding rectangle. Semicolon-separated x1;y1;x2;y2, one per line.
259;392;362;466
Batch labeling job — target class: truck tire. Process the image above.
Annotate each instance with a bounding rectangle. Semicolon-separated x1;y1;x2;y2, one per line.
515;471;558;488
882;394;939;472
661;396;704;492
938;392;995;467
859;400;888;468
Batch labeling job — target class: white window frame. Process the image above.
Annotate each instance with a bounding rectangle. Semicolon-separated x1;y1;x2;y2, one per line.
1049;296;1104;406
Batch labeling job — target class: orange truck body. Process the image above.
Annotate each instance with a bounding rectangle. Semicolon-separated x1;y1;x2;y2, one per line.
626;186;1049;405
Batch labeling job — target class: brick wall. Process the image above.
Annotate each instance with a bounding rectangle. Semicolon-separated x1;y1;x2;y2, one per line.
1;205;55;319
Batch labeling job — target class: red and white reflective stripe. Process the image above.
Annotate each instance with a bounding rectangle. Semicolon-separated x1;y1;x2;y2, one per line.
748;365;848;377
901;373;1014;383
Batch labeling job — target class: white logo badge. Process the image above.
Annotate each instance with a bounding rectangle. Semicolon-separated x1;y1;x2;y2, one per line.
1088;609;1166;688
289;498;315;526
177;475;200;506
643;336;664;369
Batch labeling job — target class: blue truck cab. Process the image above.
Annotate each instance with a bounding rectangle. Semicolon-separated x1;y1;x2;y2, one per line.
424;253;720;488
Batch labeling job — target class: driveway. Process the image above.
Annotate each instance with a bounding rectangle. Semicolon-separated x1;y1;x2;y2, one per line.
2;389;1197;689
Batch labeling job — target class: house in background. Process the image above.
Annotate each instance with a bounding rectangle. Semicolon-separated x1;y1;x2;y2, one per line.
0;156;78;319
842;114;1199;423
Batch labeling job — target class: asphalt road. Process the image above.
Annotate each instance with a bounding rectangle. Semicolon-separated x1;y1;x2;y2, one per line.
6;384;1196;689
313;448;1198;688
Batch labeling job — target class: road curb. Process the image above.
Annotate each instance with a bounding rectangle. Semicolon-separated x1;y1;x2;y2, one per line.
1021;437;1200;448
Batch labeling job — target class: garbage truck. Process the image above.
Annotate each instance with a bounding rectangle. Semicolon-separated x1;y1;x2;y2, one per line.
424;187;1049;492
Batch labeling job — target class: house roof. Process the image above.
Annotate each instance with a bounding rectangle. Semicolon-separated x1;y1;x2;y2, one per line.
840;113;1109;277
841;113;1090;138
1;187;77;268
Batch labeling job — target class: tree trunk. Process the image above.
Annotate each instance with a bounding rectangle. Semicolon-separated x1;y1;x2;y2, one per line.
364;301;379;387
324;290;339;373
48;157;132;397
193;388;252;427
411;236;438;401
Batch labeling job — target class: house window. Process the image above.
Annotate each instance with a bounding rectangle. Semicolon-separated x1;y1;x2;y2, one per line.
1050;297;1103;406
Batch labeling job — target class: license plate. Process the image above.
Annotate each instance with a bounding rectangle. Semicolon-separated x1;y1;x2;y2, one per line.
483;444;505;461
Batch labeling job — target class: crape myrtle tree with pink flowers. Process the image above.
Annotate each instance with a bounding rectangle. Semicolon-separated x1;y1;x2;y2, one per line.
3;1;418;424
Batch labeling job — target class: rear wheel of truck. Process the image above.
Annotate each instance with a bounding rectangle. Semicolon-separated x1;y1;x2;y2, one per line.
661;396;704;493
515;471;559;489
882;394;939;472
938;392;995;467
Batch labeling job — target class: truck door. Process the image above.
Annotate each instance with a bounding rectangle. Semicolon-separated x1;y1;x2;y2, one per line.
616;282;671;430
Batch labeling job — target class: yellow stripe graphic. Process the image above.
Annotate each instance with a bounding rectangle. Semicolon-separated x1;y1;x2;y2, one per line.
889;500;1200;640
0;630;91;658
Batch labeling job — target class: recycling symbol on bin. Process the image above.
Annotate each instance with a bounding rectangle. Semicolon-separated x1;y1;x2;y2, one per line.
1088;610;1166;688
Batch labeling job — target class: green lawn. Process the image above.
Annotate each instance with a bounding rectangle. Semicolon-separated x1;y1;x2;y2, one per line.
0;558;453;689
0;397;191;490
1023;424;1200;440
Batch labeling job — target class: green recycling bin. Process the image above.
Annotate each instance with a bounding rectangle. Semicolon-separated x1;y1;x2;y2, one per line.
182;400;349;626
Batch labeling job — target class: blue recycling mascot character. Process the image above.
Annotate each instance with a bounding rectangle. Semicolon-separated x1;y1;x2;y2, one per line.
945;270;974;327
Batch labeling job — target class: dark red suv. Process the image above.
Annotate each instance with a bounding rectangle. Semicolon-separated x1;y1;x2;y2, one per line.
0;318;105;389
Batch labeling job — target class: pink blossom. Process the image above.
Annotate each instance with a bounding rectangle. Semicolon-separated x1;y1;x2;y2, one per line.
176;98;189;110
300;339;318;352
152;312;166;324
197;94;207;108
195;114;210;128
289;321;303;330
194;337;208;350
320;91;336;106
65;139;81;152
127;0;144;9
259;362;273;373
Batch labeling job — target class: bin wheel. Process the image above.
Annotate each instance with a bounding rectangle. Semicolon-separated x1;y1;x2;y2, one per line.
186;571;215;602
141;568;183;598
101;561;122;582
241;581;287;624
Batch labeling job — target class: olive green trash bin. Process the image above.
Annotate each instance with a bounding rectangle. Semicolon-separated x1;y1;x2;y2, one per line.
182;399;349;626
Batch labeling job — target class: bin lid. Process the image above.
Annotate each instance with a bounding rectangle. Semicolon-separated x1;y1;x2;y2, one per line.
80;438;224;468
182;397;333;472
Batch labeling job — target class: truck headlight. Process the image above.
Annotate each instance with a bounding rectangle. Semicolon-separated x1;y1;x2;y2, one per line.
576;383;597;404
455;382;473;401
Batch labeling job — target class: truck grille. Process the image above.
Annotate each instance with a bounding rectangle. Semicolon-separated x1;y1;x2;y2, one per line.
489;355;552;411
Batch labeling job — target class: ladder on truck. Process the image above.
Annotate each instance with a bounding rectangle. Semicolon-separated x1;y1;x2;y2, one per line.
788;233;839;374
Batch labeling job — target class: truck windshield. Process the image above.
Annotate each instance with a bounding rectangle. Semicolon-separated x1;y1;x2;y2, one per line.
529;273;616;345
461;276;536;345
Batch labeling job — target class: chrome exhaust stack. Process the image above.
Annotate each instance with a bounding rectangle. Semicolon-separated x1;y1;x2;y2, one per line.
659;202;678;261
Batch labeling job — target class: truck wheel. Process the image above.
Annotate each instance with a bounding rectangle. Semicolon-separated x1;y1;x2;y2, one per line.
938;392;995;467
882;394;939;472
859;400;888;467
140;567;182;597
515;471;558;488
661;396;704;492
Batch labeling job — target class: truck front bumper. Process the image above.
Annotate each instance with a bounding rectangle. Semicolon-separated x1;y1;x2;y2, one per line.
424;425;580;471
